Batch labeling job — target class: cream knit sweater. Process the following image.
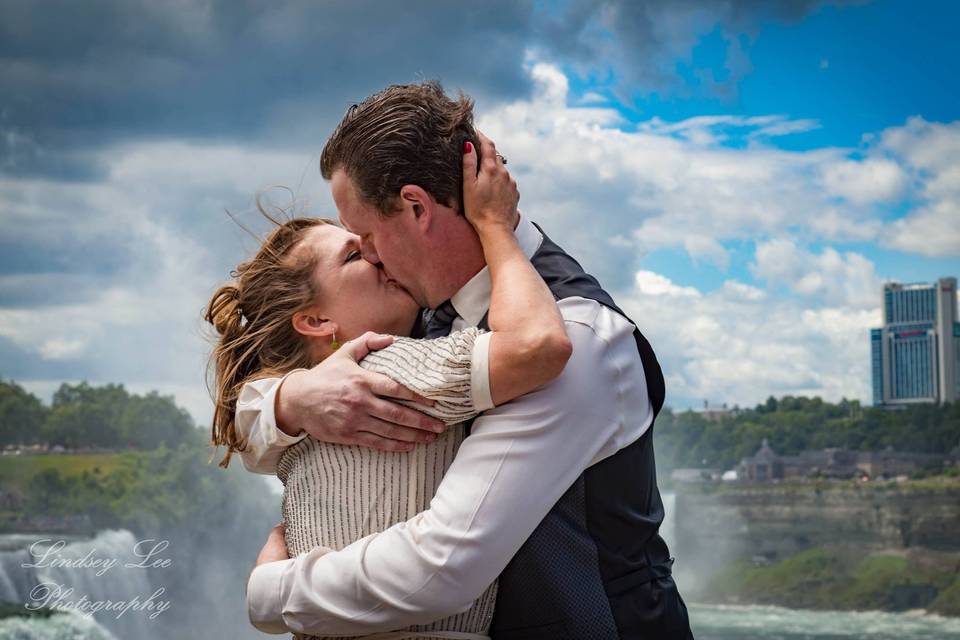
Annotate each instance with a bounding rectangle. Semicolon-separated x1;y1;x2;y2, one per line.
277;328;498;640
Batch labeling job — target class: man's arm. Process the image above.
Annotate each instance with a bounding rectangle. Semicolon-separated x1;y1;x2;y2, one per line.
233;333;446;475
246;299;654;635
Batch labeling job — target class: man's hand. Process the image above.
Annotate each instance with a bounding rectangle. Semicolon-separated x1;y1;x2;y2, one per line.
276;331;446;453
255;523;290;567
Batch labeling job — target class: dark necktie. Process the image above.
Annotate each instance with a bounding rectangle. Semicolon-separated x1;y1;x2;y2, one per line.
424;299;458;338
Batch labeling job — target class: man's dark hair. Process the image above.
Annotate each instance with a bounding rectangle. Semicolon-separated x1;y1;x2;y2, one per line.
320;81;478;216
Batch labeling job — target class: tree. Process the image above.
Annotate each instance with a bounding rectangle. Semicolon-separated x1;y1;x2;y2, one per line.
762;396;778;413
119;392;195;449
43;402;118;449
44;382;135;449
0;380;48;446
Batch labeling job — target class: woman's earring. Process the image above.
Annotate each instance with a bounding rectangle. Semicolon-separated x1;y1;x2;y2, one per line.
331;332;340;351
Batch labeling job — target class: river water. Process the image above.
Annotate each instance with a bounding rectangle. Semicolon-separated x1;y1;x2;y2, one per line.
660;493;960;639
688;603;960;639
1;522;959;639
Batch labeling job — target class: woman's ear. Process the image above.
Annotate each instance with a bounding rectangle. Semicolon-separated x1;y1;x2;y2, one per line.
292;309;336;339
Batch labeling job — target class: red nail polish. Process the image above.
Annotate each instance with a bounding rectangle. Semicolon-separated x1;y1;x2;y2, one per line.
463;141;472;154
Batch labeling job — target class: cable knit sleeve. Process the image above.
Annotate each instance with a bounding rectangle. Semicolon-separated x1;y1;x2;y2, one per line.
359;327;493;424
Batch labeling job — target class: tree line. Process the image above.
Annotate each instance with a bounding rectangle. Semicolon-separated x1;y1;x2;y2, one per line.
0;379;202;450
654;396;960;473
4;378;958;470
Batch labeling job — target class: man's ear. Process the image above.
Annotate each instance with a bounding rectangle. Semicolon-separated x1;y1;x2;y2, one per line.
399;184;434;230
291;309;336;339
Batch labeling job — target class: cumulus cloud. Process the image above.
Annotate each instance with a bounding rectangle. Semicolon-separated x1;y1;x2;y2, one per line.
877;117;960;256
887;201;960;257
750;238;881;308
469;61;933;407
635;271;702;298
820;158;907;205
476;61;948;294
639;114;822;145
534;0;859;102
0;0;536;177
1;0;859;180
0;140;333;422
618;271;880;408
1;52;954;417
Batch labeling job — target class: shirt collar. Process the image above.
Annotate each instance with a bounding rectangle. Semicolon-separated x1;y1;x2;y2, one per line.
449;215;544;327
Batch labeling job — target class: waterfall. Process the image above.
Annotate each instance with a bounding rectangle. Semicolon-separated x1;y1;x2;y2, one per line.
28;530;153;608
661;491;699;597
661;491;676;550
0;534;47;603
0;610;117;640
0;549;35;603
0;530;162;639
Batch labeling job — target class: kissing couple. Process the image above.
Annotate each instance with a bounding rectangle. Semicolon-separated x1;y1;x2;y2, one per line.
206;81;694;639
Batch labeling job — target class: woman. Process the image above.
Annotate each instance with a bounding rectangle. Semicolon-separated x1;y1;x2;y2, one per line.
205;142;570;639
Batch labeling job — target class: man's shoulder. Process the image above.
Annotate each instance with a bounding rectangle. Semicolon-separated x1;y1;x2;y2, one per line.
558;296;636;339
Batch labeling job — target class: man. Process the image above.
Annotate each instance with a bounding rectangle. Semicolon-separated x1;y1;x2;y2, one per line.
243;82;693;638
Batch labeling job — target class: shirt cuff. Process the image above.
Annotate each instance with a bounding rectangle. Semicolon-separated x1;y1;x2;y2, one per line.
246;559;293;634
265;369;310;446
470;331;494;411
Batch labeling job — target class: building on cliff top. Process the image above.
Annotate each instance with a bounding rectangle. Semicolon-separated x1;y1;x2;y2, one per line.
692;400;743;422
738;439;954;481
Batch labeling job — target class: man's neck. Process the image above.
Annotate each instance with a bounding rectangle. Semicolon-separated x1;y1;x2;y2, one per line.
429;215;487;307
432;212;525;309
428;211;525;308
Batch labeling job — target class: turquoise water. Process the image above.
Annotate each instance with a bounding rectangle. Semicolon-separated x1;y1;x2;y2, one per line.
3;528;959;639
0;611;116;639
690;603;960;639
1;602;958;638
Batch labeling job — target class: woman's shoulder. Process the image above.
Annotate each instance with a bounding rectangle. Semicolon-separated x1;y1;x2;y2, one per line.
392;326;487;347
356;327;490;423
360;327;487;371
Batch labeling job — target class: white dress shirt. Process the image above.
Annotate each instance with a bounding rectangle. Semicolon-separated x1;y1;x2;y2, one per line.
244;217;654;636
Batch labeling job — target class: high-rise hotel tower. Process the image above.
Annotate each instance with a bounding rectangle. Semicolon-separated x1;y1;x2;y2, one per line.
871;277;959;406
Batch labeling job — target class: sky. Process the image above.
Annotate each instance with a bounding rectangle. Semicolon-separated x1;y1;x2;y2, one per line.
1;0;958;424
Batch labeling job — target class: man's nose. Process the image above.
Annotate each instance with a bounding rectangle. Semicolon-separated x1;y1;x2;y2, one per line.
360;241;380;266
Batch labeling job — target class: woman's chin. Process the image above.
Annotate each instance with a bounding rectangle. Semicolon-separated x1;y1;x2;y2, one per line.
377;288;420;336
387;281;417;305
398;290;421;315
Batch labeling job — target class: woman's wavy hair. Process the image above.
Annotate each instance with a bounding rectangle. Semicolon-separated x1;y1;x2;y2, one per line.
204;203;334;468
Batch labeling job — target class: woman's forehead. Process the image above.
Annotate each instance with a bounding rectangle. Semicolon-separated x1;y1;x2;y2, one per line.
301;224;357;260
310;223;344;242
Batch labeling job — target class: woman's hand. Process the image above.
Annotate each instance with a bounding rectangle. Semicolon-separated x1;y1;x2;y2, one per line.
461;134;571;409
462;131;519;233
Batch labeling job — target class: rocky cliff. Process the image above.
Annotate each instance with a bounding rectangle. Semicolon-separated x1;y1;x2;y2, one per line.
673;479;960;592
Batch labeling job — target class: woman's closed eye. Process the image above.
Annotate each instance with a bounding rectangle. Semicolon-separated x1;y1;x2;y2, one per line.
345;250;361;263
